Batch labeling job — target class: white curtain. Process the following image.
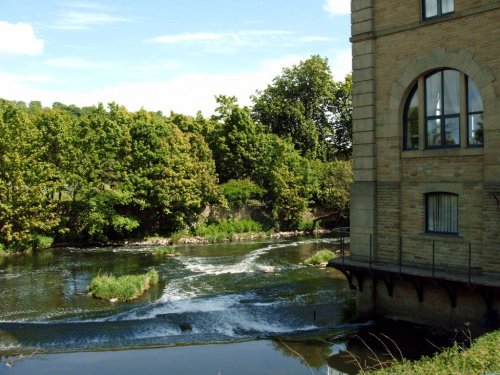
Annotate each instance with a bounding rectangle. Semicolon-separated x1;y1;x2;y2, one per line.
425;0;438;17
427;193;458;233
443;70;460;115
442;0;454;14
426;72;441;117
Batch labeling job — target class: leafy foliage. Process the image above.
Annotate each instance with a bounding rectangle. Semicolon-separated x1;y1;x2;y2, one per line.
220;179;265;209
0;55;353;249
252;55;352;160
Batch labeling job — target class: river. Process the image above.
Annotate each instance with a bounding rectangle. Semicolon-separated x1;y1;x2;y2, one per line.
0;237;450;374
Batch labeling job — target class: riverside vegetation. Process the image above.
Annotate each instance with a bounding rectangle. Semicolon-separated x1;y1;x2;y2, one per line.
0;55;353;253
367;329;500;375
87;269;159;301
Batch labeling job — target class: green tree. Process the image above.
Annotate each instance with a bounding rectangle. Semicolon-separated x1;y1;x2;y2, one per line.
0;104;59;251
252;55;352;160
311;159;353;221
208;96;275;184
128;110;220;234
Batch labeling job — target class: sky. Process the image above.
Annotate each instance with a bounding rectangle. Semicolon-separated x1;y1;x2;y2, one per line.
0;0;351;116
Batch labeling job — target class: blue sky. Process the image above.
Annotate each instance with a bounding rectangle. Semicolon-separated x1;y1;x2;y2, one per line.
0;0;351;115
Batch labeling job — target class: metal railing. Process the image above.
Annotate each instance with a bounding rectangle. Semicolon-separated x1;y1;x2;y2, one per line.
335;232;499;285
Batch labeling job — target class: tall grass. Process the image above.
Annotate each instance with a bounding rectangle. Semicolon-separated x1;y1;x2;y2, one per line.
304;249;337;265
87;269;159;302
195;219;264;242
364;330;500;374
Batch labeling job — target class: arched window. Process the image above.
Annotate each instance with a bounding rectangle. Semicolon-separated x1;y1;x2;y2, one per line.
402;69;484;150
426;192;458;234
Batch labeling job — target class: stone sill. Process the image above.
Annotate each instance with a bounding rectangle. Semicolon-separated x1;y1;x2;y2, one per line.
401;148;484;159
417;233;464;243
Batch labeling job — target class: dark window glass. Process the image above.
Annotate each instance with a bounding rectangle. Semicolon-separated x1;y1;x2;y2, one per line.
426;193;458;234
444;117;459;145
403;88;419;150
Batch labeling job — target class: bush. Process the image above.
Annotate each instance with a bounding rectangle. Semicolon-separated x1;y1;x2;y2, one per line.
304;249;337;265
297;220;317;232
152;246;180;256
220;179;266;209
87;269;159;302
32;235;54;251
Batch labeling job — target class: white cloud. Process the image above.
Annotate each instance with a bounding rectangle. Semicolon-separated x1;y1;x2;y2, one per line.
0;21;44;56
329;48;352;79
53;11;132;30
298;36;333;43
150;30;291;50
0;50;352;116
323;0;351;17
44;57;113;69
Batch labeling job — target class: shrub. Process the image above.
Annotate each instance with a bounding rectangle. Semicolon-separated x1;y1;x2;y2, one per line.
220;179;266;209
32;235;54;251
304;249;337;265
87;269;159;302
152;246;180;256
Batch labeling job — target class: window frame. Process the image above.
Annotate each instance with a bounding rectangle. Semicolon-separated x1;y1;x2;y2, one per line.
422;0;454;20
425;192;459;235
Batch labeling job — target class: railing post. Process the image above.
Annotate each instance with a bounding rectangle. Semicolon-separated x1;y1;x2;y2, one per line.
369;234;372;271
399;236;402;274
341;229;345;267
468;243;472;285
432;240;435;279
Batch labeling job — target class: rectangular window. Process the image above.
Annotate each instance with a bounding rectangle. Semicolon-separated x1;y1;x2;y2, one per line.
423;0;454;19
426;193;458;234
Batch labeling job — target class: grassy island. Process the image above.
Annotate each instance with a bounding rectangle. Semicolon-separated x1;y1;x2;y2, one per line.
304;249;337;265
152;246;180;256
87;269;159;302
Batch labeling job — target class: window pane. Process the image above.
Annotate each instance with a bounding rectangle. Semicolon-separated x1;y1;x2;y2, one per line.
425;0;438;18
404;88;419;150
427;193;458;234
444;117;460;146
468;114;484;146
443;70;460;115
427;119;441;146
406;120;419;149
468;78;483;113
442;0;454;14
426;72;441;117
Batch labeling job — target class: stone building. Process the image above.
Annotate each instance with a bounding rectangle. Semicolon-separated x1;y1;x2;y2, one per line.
329;0;500;331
